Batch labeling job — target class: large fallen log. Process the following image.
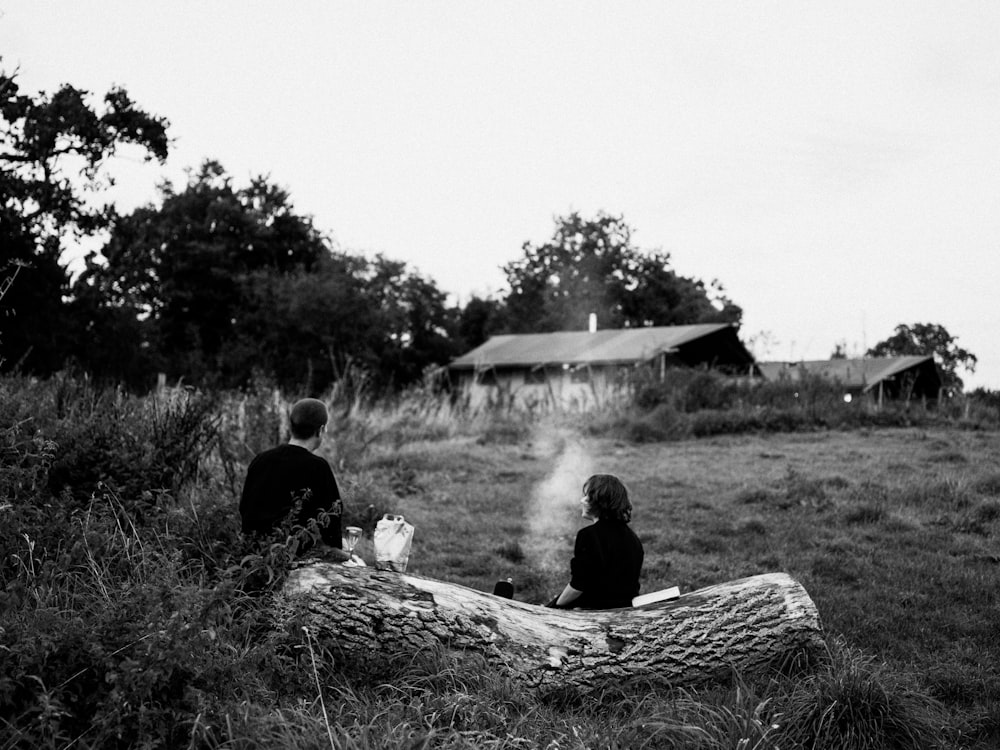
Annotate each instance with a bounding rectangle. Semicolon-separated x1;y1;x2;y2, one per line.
283;563;823;693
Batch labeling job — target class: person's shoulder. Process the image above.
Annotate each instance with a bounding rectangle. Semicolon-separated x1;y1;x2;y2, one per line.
299;448;335;475
280;445;332;469
298;447;330;464
248;444;284;466
615;519;640;537
625;524;644;549
596;518;639;538
250;444;317;465
592;518;622;528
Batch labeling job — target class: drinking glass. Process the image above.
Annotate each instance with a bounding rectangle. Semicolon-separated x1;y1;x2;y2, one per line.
344;526;362;556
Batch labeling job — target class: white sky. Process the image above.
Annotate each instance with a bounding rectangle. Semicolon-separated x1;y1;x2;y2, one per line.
4;1;998;388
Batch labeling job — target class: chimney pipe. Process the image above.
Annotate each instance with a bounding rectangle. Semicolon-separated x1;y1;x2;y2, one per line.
588;313;597;333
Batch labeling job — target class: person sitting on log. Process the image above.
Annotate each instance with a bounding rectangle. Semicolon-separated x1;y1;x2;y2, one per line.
240;397;349;560
547;474;644;609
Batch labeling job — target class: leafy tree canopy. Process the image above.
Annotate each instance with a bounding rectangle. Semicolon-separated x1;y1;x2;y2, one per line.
0;66;168;245
867;322;977;392
454;294;505;353
501;212;741;333
78;161;460;391
0;64;169;374
83;161;328;346
77;161;337;384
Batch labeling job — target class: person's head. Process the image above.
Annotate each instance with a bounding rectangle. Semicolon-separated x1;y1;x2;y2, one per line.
581;474;632;522
289;398;328;441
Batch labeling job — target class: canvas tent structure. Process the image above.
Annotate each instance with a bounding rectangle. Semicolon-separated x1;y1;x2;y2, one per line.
756;356;942;403
449;323;754;409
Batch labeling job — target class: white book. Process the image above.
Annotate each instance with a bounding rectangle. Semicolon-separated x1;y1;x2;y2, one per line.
631;586;681;607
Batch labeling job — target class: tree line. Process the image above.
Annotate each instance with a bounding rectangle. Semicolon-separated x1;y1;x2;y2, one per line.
0;69;741;394
1;66;979;394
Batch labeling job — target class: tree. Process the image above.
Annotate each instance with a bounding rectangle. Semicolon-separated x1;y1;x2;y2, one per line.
0;65;168;374
867;323;977;393
78;161;330;385
223;253;460;393
0;223;72;373
81;165;461;391
454;294;505;352
501;212;741;333
365;255;459;388
225;253;384;392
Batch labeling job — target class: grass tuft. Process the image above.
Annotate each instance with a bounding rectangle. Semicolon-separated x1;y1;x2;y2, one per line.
844;503;887;524
495;541;525;563
777;640;955;750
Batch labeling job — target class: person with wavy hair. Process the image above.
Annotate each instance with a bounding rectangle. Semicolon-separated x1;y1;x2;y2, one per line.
548;473;644;609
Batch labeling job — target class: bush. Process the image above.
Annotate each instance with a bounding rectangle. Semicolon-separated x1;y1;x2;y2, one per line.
632;367;740;412
0;385;331;748
608;364;975;442
776;640;954;750
32;381;220;506
475;414;533;445
952;388;1000;428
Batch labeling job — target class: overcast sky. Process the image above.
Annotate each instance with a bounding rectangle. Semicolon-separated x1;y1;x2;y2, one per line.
4;2;998;388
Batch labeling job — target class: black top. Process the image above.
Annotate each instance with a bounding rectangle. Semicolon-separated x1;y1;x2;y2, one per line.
239;444;342;547
569;519;644;609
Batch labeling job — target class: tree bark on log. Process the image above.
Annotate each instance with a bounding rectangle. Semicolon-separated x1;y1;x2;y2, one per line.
283;564;824;693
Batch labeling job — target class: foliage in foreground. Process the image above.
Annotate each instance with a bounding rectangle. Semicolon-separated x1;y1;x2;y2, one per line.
1;373;996;748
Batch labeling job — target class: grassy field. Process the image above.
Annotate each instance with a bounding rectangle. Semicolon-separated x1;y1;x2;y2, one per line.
348;422;1000;747
3;376;999;749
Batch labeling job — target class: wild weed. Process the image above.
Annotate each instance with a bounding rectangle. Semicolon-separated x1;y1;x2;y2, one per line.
775;639;954;750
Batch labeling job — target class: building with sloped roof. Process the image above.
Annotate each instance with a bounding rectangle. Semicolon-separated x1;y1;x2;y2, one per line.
756;356;942;402
449;323;753;409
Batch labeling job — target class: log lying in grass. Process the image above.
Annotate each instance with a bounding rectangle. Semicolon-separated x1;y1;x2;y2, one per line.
283;564;823;693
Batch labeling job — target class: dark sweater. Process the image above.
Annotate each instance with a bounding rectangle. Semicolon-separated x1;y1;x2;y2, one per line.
569;519;644;609
239;444;341;547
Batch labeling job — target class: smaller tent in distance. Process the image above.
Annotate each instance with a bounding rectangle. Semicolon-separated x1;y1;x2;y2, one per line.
756;356;942;402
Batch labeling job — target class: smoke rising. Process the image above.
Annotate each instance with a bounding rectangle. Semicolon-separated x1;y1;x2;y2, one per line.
525;425;593;573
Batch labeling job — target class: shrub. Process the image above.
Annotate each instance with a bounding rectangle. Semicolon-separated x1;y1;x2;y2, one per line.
475;415;533;445
42;385;219;506
622;681;783;750
0;418;56;506
776;640;954;750
496;540;525;563
957;388;1000;428
736;488;775;505
689;409;752;436
618;364;985;443
972;473;1000;497
632;367;739;412
844;503;887;525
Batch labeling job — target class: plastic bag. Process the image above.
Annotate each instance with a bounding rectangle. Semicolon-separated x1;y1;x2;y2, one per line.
373;514;414;572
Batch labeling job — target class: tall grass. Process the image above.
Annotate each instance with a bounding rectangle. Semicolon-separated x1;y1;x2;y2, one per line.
1;373;997;748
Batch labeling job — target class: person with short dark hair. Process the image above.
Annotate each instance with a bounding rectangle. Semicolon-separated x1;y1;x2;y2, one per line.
240;398;345;555
548;474;644;609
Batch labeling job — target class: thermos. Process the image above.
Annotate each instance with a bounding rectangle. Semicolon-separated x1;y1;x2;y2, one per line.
493;577;514;599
